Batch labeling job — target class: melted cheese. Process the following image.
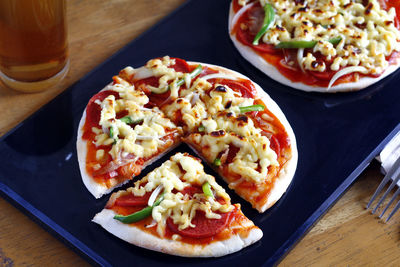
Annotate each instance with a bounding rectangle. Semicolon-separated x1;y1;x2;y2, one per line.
164;78;212;130
93;82;179;160
238;0;400;74
119;153;234;236
203;84;254;115
194;112;279;184
144;56;184;98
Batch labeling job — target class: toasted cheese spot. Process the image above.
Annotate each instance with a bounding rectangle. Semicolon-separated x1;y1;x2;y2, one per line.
237;0;400;74
204;84;254;115
120;153;233;236
201;112;261;137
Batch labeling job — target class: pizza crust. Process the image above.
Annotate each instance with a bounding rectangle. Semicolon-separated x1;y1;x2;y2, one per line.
76;112;113;199
185;61;298;213
228;3;400;93
92;208;263;257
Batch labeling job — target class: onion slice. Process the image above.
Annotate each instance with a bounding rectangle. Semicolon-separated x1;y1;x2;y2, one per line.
229;1;256;32
133;67;154;80
96;155;137;175
148;185;163;206
279;59;297;71
139;107;154;111
200;73;238;81
145;220;157;228
191;92;200;106
297;48;305;73
327;66;367;90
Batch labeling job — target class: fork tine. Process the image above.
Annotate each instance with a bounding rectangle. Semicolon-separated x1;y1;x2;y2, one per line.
385;198;400;222
367;174;392;209
379;186;400;218
372;168;400;214
367;156;400;209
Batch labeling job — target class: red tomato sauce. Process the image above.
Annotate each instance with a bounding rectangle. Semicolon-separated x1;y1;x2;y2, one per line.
232;0;400;87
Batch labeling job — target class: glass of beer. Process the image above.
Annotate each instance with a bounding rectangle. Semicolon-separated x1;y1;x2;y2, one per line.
0;0;68;93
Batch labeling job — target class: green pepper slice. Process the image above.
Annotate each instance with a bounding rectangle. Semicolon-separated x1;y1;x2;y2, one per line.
253;4;275;45
175;64;202;88
113;193;165;224
198;125;205;132
202;182;214;198
153;64;203;94
213;158;221;167
120;116;143;125
239;104;265;113
275;37;342;49
328;36;342;46
109;127;117;145
120;116;134;124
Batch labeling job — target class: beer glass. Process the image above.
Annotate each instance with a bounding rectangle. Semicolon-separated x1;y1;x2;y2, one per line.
0;0;68;93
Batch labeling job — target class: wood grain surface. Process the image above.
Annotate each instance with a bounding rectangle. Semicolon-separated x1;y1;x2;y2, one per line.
0;0;399;266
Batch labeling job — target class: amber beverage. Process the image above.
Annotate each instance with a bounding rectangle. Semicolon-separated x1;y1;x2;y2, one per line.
0;0;68;92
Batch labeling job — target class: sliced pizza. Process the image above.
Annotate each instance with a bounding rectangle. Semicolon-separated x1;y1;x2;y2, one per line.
78;56;297;214
77;76;182;198
93;153;263;257
229;0;400;92
183;80;295;212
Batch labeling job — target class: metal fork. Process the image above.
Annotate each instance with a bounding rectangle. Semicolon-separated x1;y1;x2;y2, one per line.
367;156;400;222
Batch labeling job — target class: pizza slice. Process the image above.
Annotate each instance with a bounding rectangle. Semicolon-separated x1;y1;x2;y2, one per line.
229;0;400;92
184;78;296;212
77;75;182;198
92;153;263;257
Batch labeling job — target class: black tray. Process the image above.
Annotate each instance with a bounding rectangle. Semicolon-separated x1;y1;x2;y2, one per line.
1;0;400;266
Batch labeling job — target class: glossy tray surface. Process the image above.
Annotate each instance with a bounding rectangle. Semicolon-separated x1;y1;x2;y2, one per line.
1;0;400;266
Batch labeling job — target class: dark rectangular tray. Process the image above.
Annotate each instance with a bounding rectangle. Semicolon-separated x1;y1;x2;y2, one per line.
1;0;400;266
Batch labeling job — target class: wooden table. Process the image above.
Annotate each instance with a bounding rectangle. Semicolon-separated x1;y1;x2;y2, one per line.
0;1;399;266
